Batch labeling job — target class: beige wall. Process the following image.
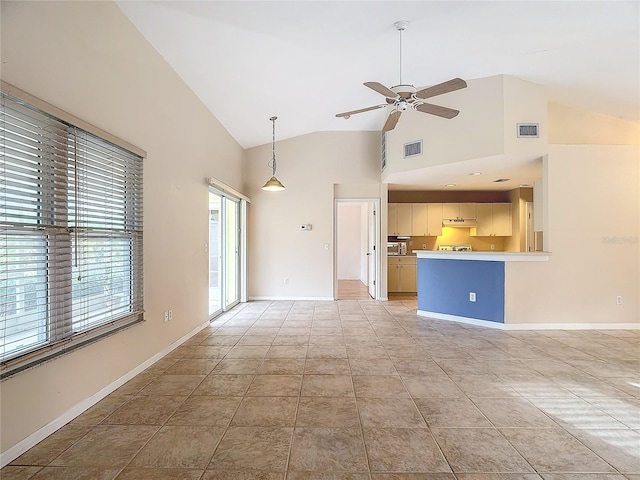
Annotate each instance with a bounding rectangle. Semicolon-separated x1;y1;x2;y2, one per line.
1;1;243;454
505;145;639;324
549;103;640;145
243;131;381;299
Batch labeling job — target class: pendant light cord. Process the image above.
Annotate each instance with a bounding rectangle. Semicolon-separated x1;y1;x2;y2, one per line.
268;116;277;176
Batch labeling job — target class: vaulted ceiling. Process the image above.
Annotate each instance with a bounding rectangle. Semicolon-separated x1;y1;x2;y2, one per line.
118;1;639;150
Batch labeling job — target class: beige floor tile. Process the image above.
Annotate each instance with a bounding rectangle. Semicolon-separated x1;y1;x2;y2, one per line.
391;358;443;376
138;375;205;396
300;375;354;397
539;475;627;480
226;345;271;359
307;345;348;358
130;425;225;469
258;358;306;375
357;398;426;428
209;427;292;471
199;335;242;346
10;425;91;466
346;344;388;358
192;374;254;396
472;397;559;428
288;473;369;480
0;466;43;479
289;427;368;471
51;425;158;468
27;466;120;479
265;345;308;358
103;395;185;425
212;358;263;374
352;375;409;397
202;471;283;480
305;358;351;375
567;428;640;474
349;357;397;375
246;374;302;396
71;396;132;425
111;374;157;396
455;475;543;480
296;397;359;428
116;468;204;479
231;396;298;426
181;345;232;358
166;396;241;426
371;474;457;480
430;428;534;473
499;428;618;473
415;398;492;428
236;335;276;345
402;375;465;398
272;335;310;346
363;427;451;473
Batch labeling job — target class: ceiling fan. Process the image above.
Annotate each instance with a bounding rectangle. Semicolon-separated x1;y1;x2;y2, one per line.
336;20;467;132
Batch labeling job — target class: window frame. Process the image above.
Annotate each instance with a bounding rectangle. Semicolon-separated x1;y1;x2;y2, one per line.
1;82;146;380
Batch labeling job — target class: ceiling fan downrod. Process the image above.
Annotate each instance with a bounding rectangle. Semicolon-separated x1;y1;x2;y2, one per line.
394;20;409;86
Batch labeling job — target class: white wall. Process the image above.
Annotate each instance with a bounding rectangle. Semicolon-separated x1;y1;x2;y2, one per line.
243;131;381;299
505;145;639;325
337;203;364;280
1;1;244;455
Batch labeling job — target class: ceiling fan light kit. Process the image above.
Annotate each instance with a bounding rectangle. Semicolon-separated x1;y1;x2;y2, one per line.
336;20;467;132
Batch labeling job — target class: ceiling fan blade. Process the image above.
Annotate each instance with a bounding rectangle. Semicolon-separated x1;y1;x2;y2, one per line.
415;102;460;119
382;110;402;132
364;82;397;98
414;78;467;100
335;104;387;118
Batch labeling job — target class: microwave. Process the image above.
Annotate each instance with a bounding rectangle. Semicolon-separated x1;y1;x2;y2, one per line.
387;241;407;255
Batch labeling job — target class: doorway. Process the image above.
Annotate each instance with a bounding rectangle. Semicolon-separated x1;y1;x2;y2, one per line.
335;200;379;300
209;189;241;318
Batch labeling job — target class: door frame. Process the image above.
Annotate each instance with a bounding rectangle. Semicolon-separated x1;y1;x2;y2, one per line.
333;198;381;300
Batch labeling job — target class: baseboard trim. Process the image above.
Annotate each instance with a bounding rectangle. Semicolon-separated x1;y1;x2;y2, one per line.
417;310;640;330
0;320;211;468
249;296;334;301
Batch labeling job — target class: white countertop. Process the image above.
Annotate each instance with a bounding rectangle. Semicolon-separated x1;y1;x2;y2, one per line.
413;251;550;262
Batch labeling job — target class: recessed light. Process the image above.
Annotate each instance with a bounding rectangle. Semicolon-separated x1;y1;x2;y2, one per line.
469;172;482;176
445;184;456;187
519;184;531;187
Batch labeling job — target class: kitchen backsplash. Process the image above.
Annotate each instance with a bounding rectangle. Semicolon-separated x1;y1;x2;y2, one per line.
392;228;506;252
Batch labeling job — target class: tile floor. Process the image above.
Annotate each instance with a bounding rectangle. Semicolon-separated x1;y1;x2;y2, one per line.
3;299;639;480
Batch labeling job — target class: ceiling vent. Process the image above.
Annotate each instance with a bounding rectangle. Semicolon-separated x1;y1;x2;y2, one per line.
404;140;423;158
493;178;510;183
517;123;539;138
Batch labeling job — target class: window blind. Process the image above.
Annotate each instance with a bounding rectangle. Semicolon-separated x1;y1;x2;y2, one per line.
1;91;144;379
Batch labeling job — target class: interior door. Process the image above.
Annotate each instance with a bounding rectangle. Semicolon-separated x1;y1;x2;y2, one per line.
367;202;377;299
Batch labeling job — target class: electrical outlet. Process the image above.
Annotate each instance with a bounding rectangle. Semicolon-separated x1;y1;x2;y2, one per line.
491;244;495;250
616;295;622;305
469;292;476;302
422;244;426;249
284;277;289;285
164;311;169;323
168;309;173;321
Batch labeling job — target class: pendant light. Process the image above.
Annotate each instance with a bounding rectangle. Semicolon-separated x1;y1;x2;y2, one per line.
262;116;285;191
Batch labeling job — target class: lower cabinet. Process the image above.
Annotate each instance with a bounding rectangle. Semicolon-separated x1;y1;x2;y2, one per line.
388;256;417;293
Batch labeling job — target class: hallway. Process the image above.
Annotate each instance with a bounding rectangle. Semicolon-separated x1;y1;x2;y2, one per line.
3;300;639;479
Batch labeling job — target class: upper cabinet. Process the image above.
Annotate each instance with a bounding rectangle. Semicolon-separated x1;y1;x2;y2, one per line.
442;203;477;219
472;203;512;236
411;203;443;237
388;203;412;236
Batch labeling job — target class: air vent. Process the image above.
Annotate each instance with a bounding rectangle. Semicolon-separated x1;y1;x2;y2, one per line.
517;123;539;138
493;178;511;183
381;133;387;171
403;140;423;158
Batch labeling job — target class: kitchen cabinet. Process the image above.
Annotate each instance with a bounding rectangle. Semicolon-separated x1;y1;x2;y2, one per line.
388;256;417;293
427;203;443;236
442;203;476;219
411;203;427;236
388;203;412;236
472;203;512;236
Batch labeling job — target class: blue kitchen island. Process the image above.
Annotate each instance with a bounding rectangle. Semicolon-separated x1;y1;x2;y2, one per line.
415;251;549;328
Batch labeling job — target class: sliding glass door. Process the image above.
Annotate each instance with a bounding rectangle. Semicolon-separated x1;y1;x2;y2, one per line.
209;189;241;319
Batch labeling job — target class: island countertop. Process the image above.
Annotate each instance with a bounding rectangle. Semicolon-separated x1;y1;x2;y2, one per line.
413;250;550;262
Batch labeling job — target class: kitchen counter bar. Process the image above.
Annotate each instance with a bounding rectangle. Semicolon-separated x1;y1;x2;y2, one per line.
414;250;550;328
